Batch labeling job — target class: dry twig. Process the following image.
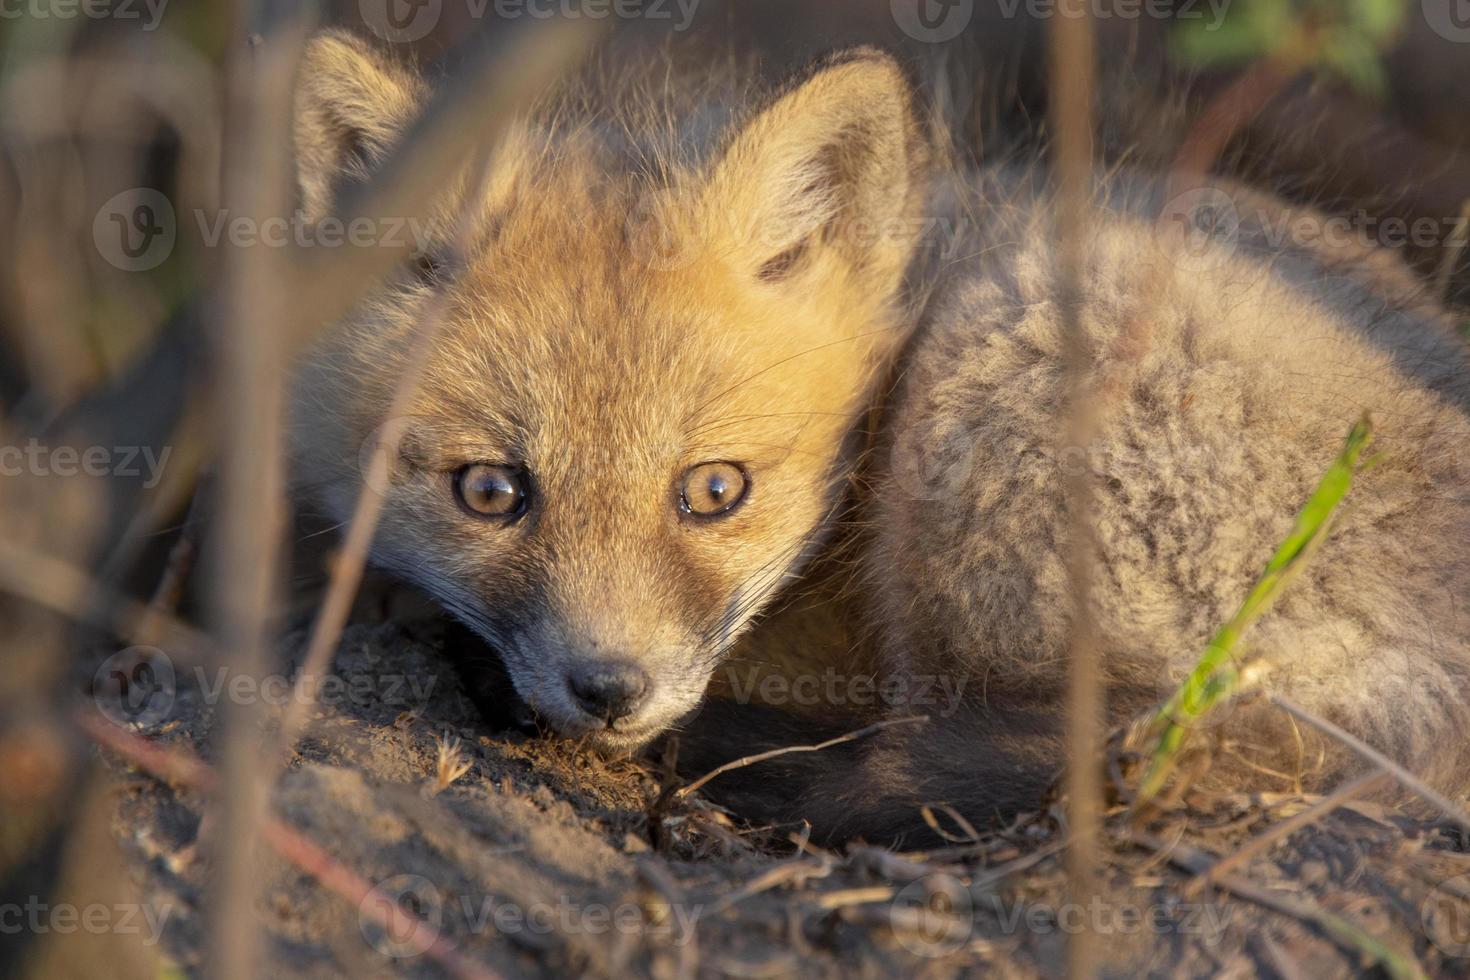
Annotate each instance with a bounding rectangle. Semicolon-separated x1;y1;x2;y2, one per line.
673;715;928;802
75;709;500;980
270;19;601;777
1270;696;1470;834
1183;770;1392;897
1129;830;1427;980
1048;6;1101;977
208;17;304;978
0;542;212;661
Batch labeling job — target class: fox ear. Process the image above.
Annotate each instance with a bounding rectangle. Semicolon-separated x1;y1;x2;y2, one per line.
293;31;426;219
701;49;926;290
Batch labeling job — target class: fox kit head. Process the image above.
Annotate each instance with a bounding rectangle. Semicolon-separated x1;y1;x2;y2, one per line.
290;33;926;750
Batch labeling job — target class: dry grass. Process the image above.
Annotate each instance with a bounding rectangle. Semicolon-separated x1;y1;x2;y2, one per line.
431;731;476;794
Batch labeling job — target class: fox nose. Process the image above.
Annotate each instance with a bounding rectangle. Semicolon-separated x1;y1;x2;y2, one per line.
567;662;649;723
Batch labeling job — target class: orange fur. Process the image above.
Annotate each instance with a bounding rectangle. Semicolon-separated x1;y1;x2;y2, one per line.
290;33;926;749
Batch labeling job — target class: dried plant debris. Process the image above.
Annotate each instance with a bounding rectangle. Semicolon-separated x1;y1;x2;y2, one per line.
87;621;1470;979
430;732;475;796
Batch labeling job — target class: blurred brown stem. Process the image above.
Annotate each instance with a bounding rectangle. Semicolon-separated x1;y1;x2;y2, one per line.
1048;7;1100;980
207;13;301;980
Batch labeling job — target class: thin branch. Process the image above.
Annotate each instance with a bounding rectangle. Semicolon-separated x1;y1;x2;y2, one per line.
77;709;218;792
704;857;832;916
969;838;1070;892
1269;696;1470;833
75;710;500;980
920;803;981;844
1048;6;1100;979
269;17;602;774
269;145;496;767
812;887;895;910
145;472;211;617
1130;830;1427;980
208;12;302;980
0;541;212;662
280;18;604;357
1183;770;1391;897
674;715;928;802
262;822;500;980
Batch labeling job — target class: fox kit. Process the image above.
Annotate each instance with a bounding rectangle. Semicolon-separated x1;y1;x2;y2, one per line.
290;33;1470;840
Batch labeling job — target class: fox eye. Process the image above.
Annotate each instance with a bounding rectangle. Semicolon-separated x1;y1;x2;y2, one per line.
454;464;528;519
679;462;748;518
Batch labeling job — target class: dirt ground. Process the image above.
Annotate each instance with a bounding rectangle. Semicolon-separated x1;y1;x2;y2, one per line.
75;613;1470;979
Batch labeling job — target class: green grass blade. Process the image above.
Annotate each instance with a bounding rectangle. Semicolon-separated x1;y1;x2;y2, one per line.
1137;414;1376;802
